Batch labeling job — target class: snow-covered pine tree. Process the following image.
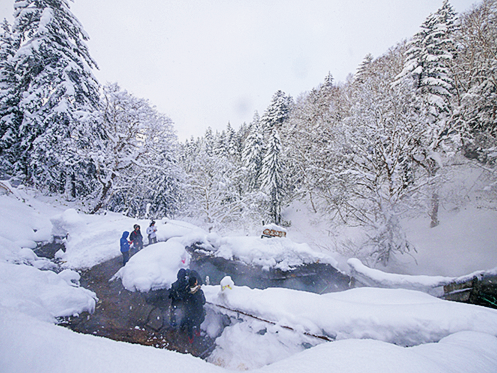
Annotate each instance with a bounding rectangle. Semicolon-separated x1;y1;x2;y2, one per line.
397;0;457;120
456;0;497;163
257;90;293;223
394;0;458;227
354;53;373;84
180;136;200;171
237;120;252;146
242;113;264;192
260;90;293;132
216;129;227;157
203;127;215;157
260;127;284;224
225;122;239;157
7;0;100;195
0;18;20;176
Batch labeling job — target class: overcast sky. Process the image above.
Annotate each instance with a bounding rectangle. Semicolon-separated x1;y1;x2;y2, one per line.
1;0;476;141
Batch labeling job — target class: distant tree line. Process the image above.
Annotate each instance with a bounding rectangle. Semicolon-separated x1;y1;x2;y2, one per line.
1;0;496;265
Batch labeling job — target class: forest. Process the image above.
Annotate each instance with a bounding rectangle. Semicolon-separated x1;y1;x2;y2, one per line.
0;0;496;266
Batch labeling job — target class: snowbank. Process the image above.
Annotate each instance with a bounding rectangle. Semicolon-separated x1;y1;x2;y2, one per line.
205;283;497;347
200;234;339;271
348;257;497;295
0;262;96;323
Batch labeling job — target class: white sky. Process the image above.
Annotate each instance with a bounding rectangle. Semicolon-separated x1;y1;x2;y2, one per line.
1;0;477;141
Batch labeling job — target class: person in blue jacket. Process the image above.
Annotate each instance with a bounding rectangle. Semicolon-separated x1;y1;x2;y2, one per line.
120;231;131;266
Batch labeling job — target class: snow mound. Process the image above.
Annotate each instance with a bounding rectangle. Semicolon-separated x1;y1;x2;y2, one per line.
206;284;497;346
200;234;338;271
113;239;189;292
348;258;497;295
0;262;96;323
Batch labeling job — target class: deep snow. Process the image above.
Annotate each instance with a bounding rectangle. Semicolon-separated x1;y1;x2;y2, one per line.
1;183;497;372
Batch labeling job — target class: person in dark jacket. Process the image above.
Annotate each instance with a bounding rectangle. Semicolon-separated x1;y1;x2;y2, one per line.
183;275;206;343
168;268;189;327
120;231;131;266
129;224;143;251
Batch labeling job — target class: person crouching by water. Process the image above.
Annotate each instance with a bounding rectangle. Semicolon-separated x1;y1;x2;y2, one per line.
120;231;131;266
146;221;157;245
183;275;206;343
129;224;143;251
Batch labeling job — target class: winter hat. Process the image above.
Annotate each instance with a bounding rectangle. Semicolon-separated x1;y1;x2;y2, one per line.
177;268;187;280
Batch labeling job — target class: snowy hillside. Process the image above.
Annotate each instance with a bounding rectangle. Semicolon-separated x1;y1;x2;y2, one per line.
1;185;497;372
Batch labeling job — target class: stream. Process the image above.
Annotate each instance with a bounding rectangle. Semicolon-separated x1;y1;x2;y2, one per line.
62;254;215;357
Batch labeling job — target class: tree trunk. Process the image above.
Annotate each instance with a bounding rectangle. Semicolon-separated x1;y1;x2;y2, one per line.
91;182;112;214
309;191;318;214
430;191;440;228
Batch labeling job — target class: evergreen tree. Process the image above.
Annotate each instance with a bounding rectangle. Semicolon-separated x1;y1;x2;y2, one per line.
0;19;20;175
203;127;215;157
260;128;284;224
395;0;458;227
226;122;238;157
260;90;293;131
456;0;497;162
214;129;228;157
242;113;264;191
354;53;373;84
7;0;100;193
397;0;457;126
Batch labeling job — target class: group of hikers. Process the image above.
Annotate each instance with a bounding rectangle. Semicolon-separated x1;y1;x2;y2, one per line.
120;221;158;266
120;221;205;343
168;268;206;343
118;221;206;343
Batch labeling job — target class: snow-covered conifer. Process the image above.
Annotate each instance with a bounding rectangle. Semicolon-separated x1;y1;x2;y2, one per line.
456;0;497;163
394;0;458;227
242;114;264;191
260;90;293;131
214;129;228;157
260;127;284;224
226;122;239;157
396;0;457;129
0;18;20;175
203;127;215;157
7;0;100;194
354;53;373;84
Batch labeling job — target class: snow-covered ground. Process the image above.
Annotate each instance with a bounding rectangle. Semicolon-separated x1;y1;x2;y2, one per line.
1;184;497;372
